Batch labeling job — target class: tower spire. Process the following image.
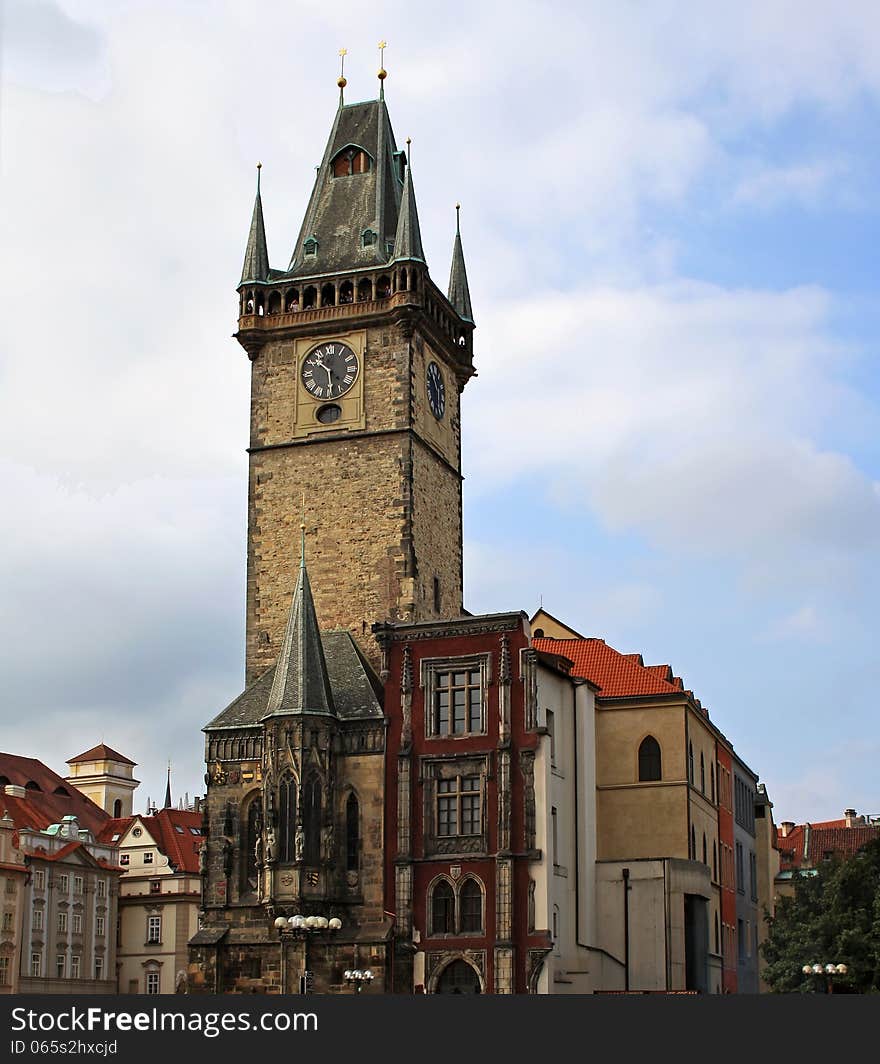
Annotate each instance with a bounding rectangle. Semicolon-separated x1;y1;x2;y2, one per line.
262;514;335;719
392;138;425;264
163;762;172;810
448;203;474;322
240;163;269;285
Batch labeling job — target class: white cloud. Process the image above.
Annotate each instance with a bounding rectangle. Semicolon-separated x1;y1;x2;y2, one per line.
733;160;848;209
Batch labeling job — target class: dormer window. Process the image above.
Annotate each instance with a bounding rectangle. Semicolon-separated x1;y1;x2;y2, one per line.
303;236;318;258
361;229;377;248
332;147;372;177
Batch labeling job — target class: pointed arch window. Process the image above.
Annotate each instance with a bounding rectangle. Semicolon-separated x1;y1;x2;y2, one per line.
303;236;319;258
637;736;662;782
688;742;695;785
241;794;261;892
700;752;706;793
361;229;378;248
459;879;483;934
431;880;455;935
345;792;359;872
303;777;322;864
278;775;297;863
332;147;371;177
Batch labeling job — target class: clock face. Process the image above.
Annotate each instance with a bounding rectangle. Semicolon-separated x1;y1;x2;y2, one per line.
301;341;359;401
426;361;446;420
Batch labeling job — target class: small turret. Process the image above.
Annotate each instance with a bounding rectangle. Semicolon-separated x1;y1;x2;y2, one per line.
448;204;473;323
240;163;269;286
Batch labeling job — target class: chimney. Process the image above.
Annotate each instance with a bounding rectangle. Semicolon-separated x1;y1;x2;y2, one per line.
780;821;794;837
844;808;861;827
4;784;27;799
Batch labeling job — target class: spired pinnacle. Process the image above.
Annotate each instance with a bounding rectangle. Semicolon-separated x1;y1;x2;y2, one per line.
448;202;474;322
378;40;387;98
338;47;348;105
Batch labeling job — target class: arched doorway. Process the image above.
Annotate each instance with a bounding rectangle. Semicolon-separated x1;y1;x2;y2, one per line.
436;959;481;994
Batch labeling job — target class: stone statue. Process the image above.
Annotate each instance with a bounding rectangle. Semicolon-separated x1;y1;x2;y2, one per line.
222;837;233;878
295;824;304;863
254;834;262;868
265;827;277;863
198;842;208;876
321;823;335;862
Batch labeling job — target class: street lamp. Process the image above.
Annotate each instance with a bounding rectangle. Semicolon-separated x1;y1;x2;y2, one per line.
343;968;374;993
273;913;342;993
801;961;847;993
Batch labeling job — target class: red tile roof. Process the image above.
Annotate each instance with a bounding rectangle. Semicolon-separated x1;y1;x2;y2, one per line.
67;744;136;766
0;752;110;835
98;809;203;874
777;822;880;870
532;637;686;699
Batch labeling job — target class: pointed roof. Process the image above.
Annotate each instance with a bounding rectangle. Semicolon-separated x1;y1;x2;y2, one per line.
67;743;135;766
287;98;407;276
240;165;270;285
392;150;424;263
448;205;473;322
163;766;172;810
262;539;335;719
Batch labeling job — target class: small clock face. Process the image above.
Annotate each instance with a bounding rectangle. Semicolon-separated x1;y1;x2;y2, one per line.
301;341;359;401
426;361;446;420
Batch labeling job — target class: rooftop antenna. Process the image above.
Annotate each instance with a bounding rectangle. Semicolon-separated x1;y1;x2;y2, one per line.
378;40;387;100
300;493;306;568
337;47;348;106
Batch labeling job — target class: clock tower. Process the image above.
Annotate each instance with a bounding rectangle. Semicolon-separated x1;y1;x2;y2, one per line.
237;74;475;682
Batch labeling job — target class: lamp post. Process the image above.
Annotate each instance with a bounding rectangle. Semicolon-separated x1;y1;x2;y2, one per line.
343;968;374;993
273;914;342;994
801;961;847;994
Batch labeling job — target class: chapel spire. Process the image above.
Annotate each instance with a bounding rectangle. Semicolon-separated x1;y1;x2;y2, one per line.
262;519;335;719
392;140;424;264
240;163;269;286
447;203;473;323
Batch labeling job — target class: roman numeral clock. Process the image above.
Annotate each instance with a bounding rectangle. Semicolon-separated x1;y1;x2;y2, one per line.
292;333;366;436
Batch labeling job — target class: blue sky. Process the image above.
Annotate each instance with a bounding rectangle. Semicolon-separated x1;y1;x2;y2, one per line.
1;0;878;823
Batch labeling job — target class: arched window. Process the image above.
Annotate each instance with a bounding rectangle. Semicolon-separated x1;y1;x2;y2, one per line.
320;283;336;307
339;280;354;304
431;880;454;935
345;792;359;872
303;286;317;310
113;799;122;818
637;736;662;782
700;752;705;792
303;237;318;258
688;742;695;785
303;777;321;864
713;841;717;881
711;764;716;803
715;912;720;954
361;229;377;249
459;879;483;933
241;795;261;893
702;833;707;865
278;775;297;862
332;147;371;177
267;291;281;315
377;275;391;298
436;959;480;994
690;826;696;860
357;278;373;302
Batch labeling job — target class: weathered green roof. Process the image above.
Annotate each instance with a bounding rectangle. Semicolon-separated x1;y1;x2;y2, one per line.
240;166;269;285
204;630;383;731
447;207;473;322
287;98;408;276
262;553;335;719
392;155;424;263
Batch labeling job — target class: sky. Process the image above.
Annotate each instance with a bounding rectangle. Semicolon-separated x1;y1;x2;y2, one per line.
1;0;878;824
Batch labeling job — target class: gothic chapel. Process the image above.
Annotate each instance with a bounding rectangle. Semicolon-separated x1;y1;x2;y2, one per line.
189;60;476;993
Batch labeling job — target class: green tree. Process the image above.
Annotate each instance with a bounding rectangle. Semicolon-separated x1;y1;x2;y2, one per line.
761;837;880;993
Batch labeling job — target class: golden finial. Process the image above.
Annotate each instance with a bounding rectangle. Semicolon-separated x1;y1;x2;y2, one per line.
378;40;387;95
406;137;411;164
337;47;348;88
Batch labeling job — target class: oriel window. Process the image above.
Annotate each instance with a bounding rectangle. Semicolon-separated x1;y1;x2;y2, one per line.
437;775;481;837
432;669;483;736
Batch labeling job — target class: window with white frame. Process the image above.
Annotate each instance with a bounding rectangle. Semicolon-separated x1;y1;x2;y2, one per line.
57;912;68;933
1;912;12;931
56;955;65;979
32;908;43;931
424;657;489;738
95;957;104;980
145;970;160;995
72;913;82;934
33;870;45;890
31;953;42;977
119;854;130;866
146;915;161;944
71;955;81;979
5;878;16;895
96;879;106;897
73;876;83;894
58;874;69;893
143;852;154;865
0;957;9;985
437;776;481;836
96;916;105;936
